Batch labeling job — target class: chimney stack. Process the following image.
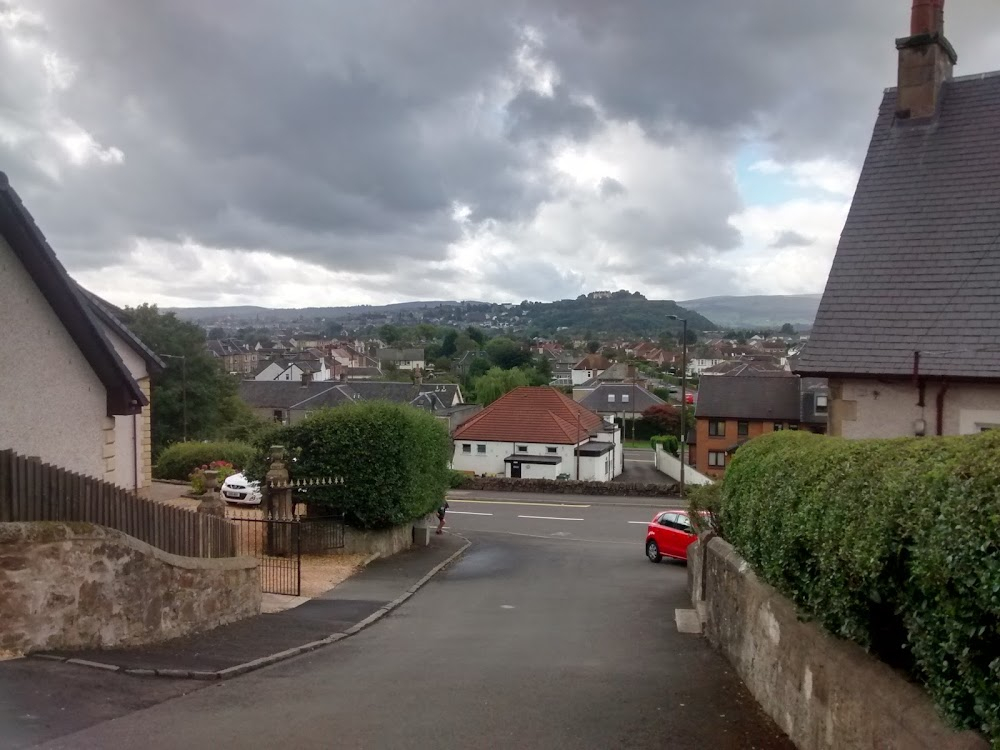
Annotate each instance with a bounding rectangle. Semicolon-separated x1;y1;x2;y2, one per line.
300;371;312;387
896;0;956;120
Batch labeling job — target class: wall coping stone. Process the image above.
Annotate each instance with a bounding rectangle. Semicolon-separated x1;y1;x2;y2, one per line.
0;522;257;571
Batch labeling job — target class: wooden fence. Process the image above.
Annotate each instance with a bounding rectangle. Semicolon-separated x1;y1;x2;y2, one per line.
0;449;236;558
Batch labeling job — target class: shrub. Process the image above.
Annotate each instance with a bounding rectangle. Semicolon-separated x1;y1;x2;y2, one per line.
154;441;255;481
687;481;722;535
650;434;680;455
722;430;1000;743
449;470;469;489
249;403;452;530
189;460;236;494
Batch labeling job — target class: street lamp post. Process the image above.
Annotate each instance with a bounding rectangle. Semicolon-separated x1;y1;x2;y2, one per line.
159;353;188;442
668;315;687;498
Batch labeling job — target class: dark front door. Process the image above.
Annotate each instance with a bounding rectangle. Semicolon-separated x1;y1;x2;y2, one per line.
509;461;521;478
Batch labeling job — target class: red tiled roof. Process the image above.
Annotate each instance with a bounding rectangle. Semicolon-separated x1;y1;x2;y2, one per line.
573;354;612;371
453;386;606;444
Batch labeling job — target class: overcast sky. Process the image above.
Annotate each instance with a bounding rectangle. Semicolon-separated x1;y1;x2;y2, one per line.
2;1;998;309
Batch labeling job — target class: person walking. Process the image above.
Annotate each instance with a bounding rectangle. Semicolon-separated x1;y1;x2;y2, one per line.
436;500;449;534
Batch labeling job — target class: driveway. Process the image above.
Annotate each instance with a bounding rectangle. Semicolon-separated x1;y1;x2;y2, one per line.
615;447;674;486
31;529;792;749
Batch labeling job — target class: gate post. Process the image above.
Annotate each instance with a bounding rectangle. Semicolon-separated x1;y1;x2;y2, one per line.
264;445;294;556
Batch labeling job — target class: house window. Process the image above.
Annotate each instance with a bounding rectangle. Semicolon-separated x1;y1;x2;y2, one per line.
517;445;528;453
608;394;616;403
708;420;726;437
477;444;486;454
546;447;558;454
462;444;471;454
272;409;285;423
774;423;784;431
622;394;630;403
815;395;829;414
737;421;749;437
789;424;799;431
708;451;726;468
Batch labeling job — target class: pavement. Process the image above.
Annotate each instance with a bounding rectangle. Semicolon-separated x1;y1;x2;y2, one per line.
32;532;468;678
25;522;793;750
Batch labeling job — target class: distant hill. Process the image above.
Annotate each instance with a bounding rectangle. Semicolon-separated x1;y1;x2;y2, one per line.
680;294;822;329
167;300;468;323
167;292;715;337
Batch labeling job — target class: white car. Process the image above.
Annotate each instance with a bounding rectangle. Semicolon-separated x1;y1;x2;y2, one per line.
220;473;262;505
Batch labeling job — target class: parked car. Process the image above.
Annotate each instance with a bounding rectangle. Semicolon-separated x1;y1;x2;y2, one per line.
685;392;695;404
645;510;697;562
221;473;262;505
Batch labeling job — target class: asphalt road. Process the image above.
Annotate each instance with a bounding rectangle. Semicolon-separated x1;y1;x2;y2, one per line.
32;512;792;749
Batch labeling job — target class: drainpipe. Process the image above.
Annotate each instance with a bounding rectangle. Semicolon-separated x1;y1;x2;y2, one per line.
133;413;139;491
936;381;950;436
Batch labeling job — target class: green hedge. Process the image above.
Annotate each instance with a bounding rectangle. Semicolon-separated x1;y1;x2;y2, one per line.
722;431;1000;744
249;403;451;530
650;434;680;455
153;441;256;480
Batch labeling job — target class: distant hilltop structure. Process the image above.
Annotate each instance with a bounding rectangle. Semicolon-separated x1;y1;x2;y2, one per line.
580;290;646;301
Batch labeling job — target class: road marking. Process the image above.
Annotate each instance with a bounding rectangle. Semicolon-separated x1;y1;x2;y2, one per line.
625;459;655;464
448;511;493;516
518;514;585;521
450;499;590;508
628;521;651;525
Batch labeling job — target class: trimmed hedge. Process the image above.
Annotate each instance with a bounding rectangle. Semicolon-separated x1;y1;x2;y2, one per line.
650;434;680;455
153;441;256;480
249;403;452;530
722;430;1000;744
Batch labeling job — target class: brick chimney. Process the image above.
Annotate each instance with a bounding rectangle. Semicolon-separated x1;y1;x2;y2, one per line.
895;0;957;120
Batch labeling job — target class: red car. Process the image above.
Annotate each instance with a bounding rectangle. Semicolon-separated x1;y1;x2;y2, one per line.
645;510;697;563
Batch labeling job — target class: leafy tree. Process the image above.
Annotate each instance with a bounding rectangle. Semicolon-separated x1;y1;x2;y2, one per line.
587;340;601;354
473;367;530;405
780;323;796;335
683;328;698;345
465;326;486;346
455;333;478;356
441;329;459;357
118;304;239;457
486;337;531;369
208;327;226;339
424;342;443;362
466;356;492;382
415;323;438;342
378;324;403;345
642;403;682;436
533;355;552;383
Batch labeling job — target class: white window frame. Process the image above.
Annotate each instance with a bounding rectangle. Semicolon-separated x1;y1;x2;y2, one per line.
708;451;726;468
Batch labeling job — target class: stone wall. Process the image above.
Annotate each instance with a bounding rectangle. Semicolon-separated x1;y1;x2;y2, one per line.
456;475;678;497
0;522;260;656
688;537;987;750
340;522;414;557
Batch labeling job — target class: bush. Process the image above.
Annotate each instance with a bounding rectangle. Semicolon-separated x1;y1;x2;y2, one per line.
449;470;469;489
154;441;256;480
687;481;722;535
650;434;680;455
723;430;1000;743
249;403;452;530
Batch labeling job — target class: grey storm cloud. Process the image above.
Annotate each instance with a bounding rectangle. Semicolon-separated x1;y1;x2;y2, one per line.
2;0;998;303
770;230;814;249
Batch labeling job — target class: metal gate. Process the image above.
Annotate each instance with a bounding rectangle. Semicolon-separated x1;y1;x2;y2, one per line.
229;511;345;596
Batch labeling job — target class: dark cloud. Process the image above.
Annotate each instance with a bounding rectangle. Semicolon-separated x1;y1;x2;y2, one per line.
770;230;814;249
2;0;997;304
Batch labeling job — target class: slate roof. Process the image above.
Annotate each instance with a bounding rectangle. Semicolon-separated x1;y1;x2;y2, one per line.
701;357;790;377
579;384;665;414
453;387;606;444
378;348;424;362
238;380;462;411
0;172;146;414
76;286;165;375
798;72;1000;380
695;376;801;422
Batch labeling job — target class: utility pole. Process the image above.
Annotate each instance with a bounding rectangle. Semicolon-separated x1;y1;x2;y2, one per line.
668;316;687;498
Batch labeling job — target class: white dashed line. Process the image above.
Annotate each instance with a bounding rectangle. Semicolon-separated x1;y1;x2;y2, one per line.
518;515;585;521
448;511;493;516
628;521;650;525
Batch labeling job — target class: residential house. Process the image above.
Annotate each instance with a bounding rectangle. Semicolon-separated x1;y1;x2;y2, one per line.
0;172;160;489
797;2;1000;437
694;376;802;478
571;354;612;386
549;351;580;387
253;354;333;383
578;383;666;421
687;357;726;376
327;343;380;370
377;348;425;372
207;338;258;375
239;380;465;425
452;350;488;378
572;362;647;401
451;387;623;481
